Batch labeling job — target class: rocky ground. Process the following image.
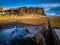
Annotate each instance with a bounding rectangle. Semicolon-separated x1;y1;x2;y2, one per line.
0;21;47;45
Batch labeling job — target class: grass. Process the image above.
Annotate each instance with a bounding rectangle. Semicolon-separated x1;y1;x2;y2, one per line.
0;14;60;28
49;17;60;28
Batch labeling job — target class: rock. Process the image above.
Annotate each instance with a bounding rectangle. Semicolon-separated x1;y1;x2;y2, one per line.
37;8;44;15
4;7;46;16
0;25;3;29
27;7;33;14
32;8;37;13
19;7;27;15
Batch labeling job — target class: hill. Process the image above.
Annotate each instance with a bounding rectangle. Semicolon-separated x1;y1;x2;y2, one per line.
0;15;60;28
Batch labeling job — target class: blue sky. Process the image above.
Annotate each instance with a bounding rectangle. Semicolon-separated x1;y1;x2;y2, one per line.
0;0;60;16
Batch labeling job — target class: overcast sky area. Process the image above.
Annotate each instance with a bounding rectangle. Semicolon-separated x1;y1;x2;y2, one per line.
0;0;60;16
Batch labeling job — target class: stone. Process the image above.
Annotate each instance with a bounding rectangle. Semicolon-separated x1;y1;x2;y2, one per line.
3;7;46;16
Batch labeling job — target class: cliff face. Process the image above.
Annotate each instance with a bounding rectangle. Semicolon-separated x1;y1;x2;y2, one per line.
0;7;3;11
18;7;46;16
4;7;46;16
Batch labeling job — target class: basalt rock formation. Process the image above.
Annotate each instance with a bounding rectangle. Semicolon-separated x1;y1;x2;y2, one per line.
2;7;46;16
18;7;46;16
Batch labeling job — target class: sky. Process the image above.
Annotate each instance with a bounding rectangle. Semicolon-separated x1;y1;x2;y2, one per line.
0;0;60;16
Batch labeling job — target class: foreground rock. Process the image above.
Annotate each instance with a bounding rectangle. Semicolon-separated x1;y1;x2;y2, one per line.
0;21;47;45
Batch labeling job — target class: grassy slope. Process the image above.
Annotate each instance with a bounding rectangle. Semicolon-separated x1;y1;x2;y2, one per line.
49;16;60;28
0;14;60;28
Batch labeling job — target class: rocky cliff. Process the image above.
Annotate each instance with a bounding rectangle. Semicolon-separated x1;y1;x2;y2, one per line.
4;7;46;16
18;7;46;16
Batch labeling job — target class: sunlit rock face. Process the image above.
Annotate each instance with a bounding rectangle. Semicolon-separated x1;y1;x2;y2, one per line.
37;8;46;15
19;7;46;15
4;7;46;16
19;7;27;15
27;7;33;14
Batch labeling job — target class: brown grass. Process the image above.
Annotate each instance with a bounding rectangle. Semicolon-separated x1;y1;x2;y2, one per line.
0;15;60;28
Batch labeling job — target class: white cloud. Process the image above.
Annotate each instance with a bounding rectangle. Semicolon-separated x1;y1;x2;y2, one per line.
39;3;60;8
27;3;60;12
44;8;51;11
49;13;56;16
38;3;60;11
46;13;56;16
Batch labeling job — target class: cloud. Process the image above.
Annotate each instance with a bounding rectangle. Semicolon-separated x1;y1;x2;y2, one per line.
44;8;51;11
45;12;57;16
25;3;60;12
48;13;56;16
29;3;59;12
39;3;60;8
38;3;60;16
38;3;60;11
